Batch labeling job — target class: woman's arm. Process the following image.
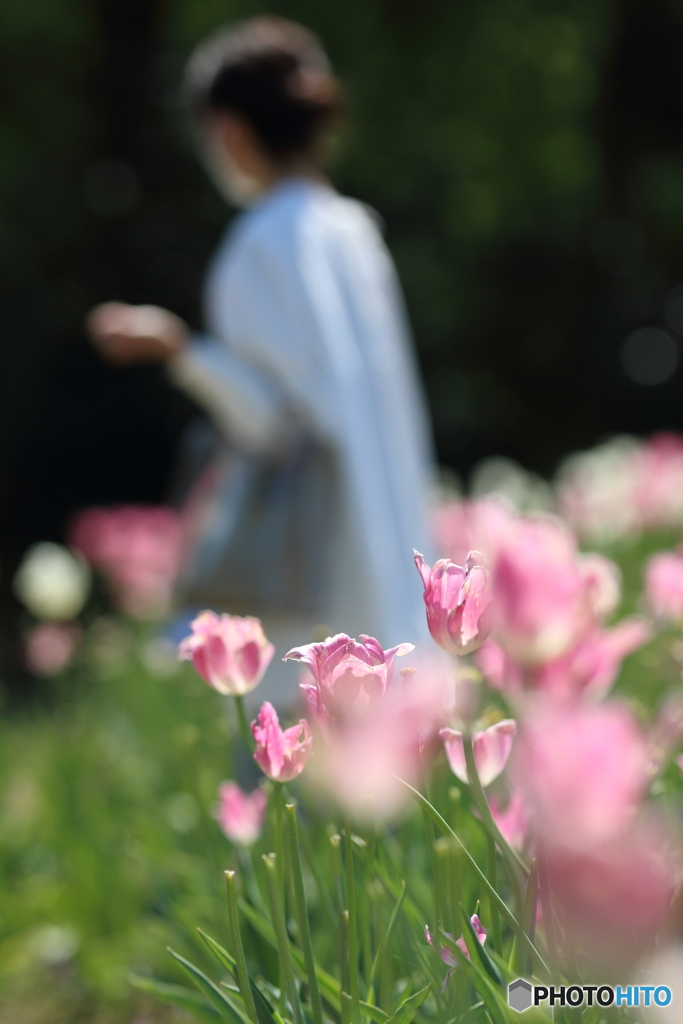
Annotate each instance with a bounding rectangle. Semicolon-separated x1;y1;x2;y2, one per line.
86;300;294;457
168;336;295;457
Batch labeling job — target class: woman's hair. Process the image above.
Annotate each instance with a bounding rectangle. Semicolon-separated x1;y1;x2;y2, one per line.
183;17;342;160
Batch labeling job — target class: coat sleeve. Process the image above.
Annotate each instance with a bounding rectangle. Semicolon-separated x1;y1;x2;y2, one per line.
167;212;344;455
167;335;295;457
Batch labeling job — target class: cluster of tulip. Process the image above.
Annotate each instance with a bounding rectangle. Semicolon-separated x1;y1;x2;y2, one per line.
141;500;683;1024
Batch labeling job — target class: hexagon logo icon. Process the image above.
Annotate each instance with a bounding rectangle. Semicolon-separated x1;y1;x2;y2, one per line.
508;978;533;1012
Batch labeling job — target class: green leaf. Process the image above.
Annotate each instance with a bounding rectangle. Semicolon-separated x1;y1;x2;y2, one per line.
397;778;549;976
197;927;279;1024
445;1002;485;1024
167;946;253;1024
388;984;430;1024
237;898;342;1013
445;945;509;1024
359;1001;391;1023
368;879;406;993
130;973;221;1023
197;929;238;976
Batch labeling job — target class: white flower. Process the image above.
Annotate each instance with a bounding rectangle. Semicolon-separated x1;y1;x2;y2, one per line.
14;542;91;620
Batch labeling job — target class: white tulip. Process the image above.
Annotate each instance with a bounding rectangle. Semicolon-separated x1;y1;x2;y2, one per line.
13;542;91;620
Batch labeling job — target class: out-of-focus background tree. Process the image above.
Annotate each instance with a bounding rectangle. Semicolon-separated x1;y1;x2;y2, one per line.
3;0;683;649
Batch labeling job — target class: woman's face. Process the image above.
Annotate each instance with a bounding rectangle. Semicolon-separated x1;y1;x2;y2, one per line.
201;115;273;208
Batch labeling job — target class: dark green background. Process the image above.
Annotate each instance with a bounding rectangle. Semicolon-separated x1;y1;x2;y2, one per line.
3;0;683;563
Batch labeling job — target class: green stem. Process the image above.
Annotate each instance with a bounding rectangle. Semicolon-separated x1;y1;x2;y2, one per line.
284;804;324;1024
273;783;285;897
462;734;526;893
343;815;362;1024
340;909;351;1024
396;775;550;977
330;833;345;913
297;811;338;929
434;837;449;937
538;846;560;975
234;695;255;752
485;830;502;953
421;806;441;933
224;870;258;1024
262;853;304;1024
514;857;538;977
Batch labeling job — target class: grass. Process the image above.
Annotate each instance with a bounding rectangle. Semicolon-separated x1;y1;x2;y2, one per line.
0;624;236;1023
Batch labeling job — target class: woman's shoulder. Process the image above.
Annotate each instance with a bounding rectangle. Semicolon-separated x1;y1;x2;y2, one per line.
238;180;380;252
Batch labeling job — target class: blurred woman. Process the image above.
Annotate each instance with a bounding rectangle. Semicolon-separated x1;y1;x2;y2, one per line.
87;17;435;707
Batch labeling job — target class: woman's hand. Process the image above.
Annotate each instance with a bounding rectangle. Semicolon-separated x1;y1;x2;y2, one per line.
86;302;189;364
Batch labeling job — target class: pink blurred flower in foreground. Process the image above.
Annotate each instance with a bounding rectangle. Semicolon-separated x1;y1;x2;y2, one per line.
252;702;312;783
634;432;683;530
24;623;81;676
283;633;413;721
414;551;492;655
179;611;274;696
440;719;516;787
648;692;683;774
321;664;450;819
432;497;513;566
645;550;683;623
557;437;641;543
477;618;650;703
425;916;486;991
533;618;651;701
489;791;530;850
216;782;267;846
512;701;649;849
71;505;183;618
578;552;622;621
492;516;588;665
543;822;676;968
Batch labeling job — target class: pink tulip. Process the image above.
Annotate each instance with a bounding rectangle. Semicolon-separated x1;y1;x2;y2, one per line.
648;692;683;773
432;497;514;567
645;550;683;623
634;432;683;530
252;701;312;782
179;611;275;696
415;551;492;656
425;916;486;991
512;701;649;849
474;639;519;694
71;505;183;618
531;617;652;702
557;439;642;543
321;663;449;819
491;516;588;665
216;782;267;846
578;552;621;621
489;791;530;850
542;821;676;968
440;719;516;787
477;618;650;703
24;623;81;676
283;633;413;721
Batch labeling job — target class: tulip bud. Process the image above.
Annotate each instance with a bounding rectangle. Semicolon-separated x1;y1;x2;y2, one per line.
414;551;492;656
252;701;312;782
